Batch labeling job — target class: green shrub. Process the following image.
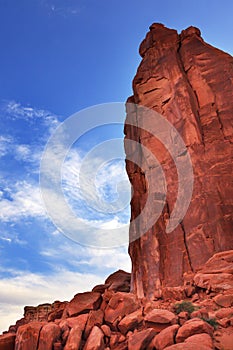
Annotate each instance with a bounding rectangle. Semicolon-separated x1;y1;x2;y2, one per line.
202;317;218;330
174;301;196;315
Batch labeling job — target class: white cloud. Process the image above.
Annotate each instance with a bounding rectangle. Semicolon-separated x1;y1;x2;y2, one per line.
0;181;46;222
0;101;60;168
40;240;131;272
0;236;12;243
0;305;22;335
99;217;124;229
0;268;103;334
0;230;27;246
15;144;31;161
0;135;13;157
83;247;131;271
62;149;130;220
41;0;81;17
0;136;42;165
4;101;59;126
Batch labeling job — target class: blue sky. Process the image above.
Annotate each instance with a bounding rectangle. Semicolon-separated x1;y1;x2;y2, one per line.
0;0;233;333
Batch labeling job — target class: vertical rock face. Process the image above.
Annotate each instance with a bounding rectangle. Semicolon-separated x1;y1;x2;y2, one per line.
124;23;233;299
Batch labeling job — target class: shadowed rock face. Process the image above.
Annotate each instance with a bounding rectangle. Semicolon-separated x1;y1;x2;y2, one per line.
124;23;233;299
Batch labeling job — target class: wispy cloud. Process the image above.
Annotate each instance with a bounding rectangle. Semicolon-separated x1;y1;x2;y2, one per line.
0;181;45;222
4;101;59;122
62;150;130;220
0;135;13;157
41;0;81;18
40;240;130;272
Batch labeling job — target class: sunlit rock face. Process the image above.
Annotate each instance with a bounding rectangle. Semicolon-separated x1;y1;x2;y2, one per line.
124;23;233;299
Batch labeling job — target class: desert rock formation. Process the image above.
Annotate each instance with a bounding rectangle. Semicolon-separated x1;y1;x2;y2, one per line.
124;23;233;299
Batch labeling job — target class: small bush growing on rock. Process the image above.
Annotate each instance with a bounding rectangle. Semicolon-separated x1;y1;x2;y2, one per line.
201;317;218;329
174;301;196;315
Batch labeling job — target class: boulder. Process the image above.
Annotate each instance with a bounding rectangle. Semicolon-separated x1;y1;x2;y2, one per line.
64;325;82;350
145;309;176;331
104;292;140;329
194;273;233;292
0;333;16;350
196;251;233;274
84;309;104;339
128;328;156;350
105;270;131;292
92;284;108;294
214;293;233;307
83;326;105;350
176;318;214;343
145;309;176;324
194;251;233;292
15;322;45;350
62;313;89;329
165;332;213;349
62;314;88;349
185;333;213;347
151;324;179;350
215;308;233;319
38;323;61;350
109;332;126;348
101;324;111;338
162;287;185;301
190;308;209;320
214;327;233;350
177;312;189;326
118;309;143;335
65;292;102;317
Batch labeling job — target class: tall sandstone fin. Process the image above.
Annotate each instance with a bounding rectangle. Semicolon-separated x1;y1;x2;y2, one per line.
124;23;233;299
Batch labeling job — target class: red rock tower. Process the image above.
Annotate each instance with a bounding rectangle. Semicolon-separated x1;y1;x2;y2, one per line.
124;24;233;299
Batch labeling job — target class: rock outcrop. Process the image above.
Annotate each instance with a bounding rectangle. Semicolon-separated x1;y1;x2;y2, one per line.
124;23;233;299
1;268;233;349
7;301;68;334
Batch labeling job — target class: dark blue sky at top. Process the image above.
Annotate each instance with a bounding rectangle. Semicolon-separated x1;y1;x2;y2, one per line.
0;0;233;117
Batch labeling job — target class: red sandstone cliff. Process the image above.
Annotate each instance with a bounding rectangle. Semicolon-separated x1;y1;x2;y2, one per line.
124;23;233;299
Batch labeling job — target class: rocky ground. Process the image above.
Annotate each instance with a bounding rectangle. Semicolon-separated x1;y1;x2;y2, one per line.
1;251;233;350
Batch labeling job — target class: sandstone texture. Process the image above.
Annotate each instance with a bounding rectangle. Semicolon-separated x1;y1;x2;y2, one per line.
124;23;233;299
151;324;179;349
0;333;15;350
65;292;102;318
